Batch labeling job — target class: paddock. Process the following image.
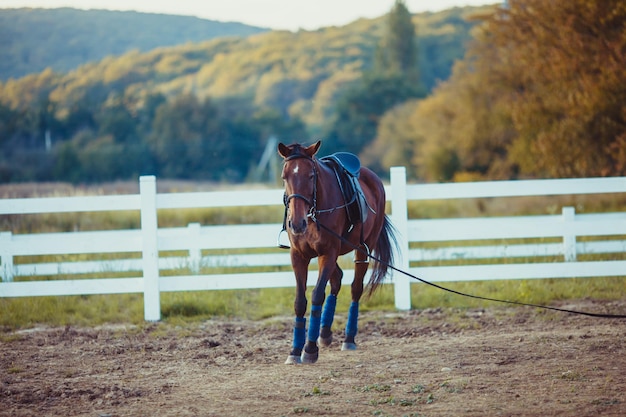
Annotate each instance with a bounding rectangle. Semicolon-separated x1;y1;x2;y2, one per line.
1;172;625;416
1;302;625;416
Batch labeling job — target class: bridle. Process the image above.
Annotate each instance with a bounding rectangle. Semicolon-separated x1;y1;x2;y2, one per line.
282;153;319;226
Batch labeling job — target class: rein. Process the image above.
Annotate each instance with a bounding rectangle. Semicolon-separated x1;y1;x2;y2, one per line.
313;219;626;320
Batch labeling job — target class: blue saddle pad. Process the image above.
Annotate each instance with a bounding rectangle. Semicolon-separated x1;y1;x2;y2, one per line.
324;152;360;177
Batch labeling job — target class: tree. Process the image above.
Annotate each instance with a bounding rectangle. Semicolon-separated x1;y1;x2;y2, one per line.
324;1;425;156
403;0;626;180
374;0;419;82
469;0;626;177
147;94;264;181
323;73;424;155
360;99;421;178
96;98;137;144
52;141;81;183
148;94;219;178
251;107;308;142
0;102;17;150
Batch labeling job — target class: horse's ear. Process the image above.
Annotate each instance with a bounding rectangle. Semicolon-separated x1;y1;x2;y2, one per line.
277;142;290;159
307;141;322;157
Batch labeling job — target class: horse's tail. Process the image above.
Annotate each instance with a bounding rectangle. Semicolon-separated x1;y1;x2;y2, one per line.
367;214;399;295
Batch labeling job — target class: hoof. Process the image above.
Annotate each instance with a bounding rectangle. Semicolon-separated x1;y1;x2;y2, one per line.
285;355;302;365
341;342;357;351
301;350;319;364
318;334;333;348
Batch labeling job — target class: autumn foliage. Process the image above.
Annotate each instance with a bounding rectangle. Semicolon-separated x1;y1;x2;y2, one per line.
375;0;626;181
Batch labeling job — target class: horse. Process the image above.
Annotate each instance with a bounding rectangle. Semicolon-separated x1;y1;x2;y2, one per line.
278;141;398;364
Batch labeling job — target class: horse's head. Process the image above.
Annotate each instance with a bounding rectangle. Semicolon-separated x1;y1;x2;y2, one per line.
278;141;322;235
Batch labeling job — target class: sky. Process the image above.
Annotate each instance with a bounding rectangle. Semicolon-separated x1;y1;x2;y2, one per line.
0;0;494;31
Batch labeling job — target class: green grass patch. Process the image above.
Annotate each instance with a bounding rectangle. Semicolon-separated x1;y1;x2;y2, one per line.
0;293;145;329
409;276;625;309
1;276;623;330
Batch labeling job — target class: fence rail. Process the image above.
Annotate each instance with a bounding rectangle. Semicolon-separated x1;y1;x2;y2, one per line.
1;170;625;321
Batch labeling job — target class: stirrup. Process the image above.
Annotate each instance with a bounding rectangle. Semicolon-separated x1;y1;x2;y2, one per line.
353;242;370;264
277;229;290;249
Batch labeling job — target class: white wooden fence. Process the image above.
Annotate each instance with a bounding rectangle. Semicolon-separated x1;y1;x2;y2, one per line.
1;169;625;321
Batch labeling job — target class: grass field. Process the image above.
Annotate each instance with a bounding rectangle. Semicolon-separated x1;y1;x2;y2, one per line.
1;276;625;330
1;180;625;330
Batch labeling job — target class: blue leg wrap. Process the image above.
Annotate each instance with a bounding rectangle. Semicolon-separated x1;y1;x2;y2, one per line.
307;304;322;342
292;317;306;350
321;294;337;329
345;301;359;338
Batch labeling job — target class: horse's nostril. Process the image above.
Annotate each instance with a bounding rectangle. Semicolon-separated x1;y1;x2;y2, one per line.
289;218;308;234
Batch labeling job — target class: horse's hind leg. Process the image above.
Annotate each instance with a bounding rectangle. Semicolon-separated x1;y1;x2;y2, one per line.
319;264;343;347
342;252;368;351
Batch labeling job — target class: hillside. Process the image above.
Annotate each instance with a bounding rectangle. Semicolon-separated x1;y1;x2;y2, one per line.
0;5;496;184
0;8;269;80
0;6;493;122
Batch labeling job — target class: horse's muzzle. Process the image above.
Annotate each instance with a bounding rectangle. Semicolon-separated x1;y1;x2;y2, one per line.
288;217;308;235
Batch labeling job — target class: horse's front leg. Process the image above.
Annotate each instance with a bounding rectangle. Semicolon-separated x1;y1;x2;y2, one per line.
301;255;336;364
319;264;342;347
285;252;310;365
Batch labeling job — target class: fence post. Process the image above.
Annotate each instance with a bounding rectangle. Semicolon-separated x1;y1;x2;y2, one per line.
140;176;161;321
188;223;202;273
390;167;411;310
0;232;14;282
562;206;576;262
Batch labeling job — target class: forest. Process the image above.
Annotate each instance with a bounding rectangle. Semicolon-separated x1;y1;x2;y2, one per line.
0;0;624;184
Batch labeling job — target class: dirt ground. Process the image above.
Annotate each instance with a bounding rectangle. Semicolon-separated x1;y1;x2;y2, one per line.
1;300;625;417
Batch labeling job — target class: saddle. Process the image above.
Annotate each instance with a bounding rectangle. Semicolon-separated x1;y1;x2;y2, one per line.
320;152;370;232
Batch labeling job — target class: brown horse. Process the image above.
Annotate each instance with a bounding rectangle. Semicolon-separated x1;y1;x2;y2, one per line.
278;141;398;364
